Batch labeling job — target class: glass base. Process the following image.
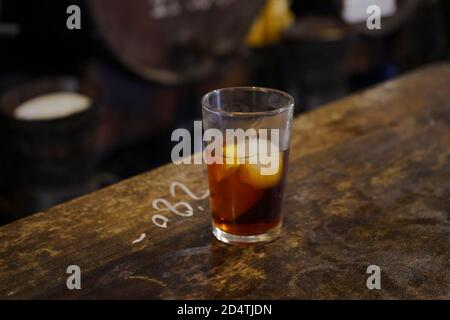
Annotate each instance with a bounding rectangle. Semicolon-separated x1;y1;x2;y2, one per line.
212;223;282;245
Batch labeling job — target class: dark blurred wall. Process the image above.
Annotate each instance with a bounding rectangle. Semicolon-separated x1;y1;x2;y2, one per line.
0;0;93;76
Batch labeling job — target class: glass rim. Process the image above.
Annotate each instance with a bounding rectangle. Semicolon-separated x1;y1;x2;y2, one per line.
201;86;294;117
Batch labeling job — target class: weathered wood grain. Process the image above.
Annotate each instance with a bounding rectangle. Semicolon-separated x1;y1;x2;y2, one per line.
0;63;449;299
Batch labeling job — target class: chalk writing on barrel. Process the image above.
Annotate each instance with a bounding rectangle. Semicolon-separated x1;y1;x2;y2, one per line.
149;0;235;19
151;181;209;228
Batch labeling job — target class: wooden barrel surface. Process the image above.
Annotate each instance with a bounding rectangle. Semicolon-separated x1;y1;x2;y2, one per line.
0;64;448;299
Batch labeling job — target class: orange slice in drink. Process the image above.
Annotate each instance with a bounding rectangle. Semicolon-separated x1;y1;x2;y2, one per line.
239;151;284;189
211;171;264;221
206;144;239;182
207;142;251;182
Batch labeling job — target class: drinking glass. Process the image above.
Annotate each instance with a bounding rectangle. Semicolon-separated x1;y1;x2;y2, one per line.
202;87;294;244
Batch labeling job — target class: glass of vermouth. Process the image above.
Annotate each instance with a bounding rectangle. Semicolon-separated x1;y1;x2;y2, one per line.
202;87;294;244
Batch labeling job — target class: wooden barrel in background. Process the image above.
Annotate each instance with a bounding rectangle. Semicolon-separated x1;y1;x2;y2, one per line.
0;77;98;218
89;0;266;84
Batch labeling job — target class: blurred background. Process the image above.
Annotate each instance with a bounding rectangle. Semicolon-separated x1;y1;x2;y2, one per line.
0;0;449;224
